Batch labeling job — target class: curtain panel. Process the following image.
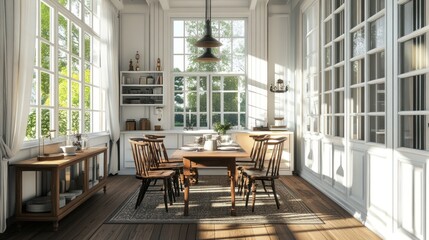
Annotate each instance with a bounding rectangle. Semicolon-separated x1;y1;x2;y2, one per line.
101;0;120;174
0;0;36;233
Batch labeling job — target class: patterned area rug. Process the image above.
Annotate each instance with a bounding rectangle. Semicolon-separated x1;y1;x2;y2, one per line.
106;176;323;224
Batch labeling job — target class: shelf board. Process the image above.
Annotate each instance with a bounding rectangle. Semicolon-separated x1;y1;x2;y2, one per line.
122;94;163;97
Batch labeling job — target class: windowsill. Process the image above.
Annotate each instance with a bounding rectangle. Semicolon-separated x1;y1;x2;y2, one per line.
21;131;110;150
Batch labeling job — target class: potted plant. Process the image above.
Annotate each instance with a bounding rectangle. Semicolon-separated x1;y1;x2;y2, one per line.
213;122;232;135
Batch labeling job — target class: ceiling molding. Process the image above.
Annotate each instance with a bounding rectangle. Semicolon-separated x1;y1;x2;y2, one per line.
159;0;170;10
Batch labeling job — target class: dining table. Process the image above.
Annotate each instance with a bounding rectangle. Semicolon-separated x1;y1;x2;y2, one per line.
171;147;249;216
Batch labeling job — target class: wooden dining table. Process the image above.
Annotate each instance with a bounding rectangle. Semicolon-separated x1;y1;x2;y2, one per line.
171;148;249;216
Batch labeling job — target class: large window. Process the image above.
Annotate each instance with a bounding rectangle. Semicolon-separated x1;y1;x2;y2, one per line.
398;0;429;150
26;0;105;140
172;19;246;129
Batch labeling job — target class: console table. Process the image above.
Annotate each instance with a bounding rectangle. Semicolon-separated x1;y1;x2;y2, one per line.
13;147;107;231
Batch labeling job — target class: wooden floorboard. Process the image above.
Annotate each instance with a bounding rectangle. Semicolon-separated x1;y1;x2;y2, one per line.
0;175;381;240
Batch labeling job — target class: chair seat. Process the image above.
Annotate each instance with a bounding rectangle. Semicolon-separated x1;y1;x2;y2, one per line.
144;170;176;178
158;162;183;169
243;169;279;180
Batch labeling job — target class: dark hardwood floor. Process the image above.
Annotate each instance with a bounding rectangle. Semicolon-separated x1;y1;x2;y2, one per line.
0;175;381;240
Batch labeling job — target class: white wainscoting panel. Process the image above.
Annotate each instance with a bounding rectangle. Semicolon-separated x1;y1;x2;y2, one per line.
368;152;392;229
398;159;424;240
322;141;333;185
333;146;346;194
349;149;365;208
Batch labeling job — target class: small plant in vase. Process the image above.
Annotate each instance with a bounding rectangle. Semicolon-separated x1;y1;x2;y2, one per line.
213;122;232;135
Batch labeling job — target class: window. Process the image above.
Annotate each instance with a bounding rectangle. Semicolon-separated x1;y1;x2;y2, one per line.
398;0;429;150
26;0;105;140
172;19;246;128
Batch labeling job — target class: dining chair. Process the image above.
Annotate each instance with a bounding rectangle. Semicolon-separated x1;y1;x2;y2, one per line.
129;140;175;212
144;134;199;185
142;137;183;196
241;137;287;212
237;135;270;195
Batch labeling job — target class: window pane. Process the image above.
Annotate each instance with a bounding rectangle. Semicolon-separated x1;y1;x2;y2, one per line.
324;70;332;91
334;11;344;38
174;114;184;127
240;113;246;127
335;40;344;63
212;114;221;125
174;21;184;37
334;91;344;113
26;108;37;140
71;0;81;18
84;33;91;62
72;57;80;80
400;74;428;111
323;93;332;113
174;38;184;54
369;51;385;80
370;17;385;49
369;0;384;17
58;50;68;76
224;114;238;126
72;23;80;56
212;93;221;112
58;14;68;49
92;87;101;110
40;42;51;70
351;28;365;57
71;110;80;132
40;2;51;41
84;8;92;27
351;116;364;140
84;85;91;109
324;20;332;43
85;63;91;83
58;109;68;136
240;92;246;112
400;0;427;37
335;116;344;137
233;20;245;37
224;93;238;112
31;71;37;105
200;114;208;127
334;66;344;88
199;76;207;91
370;116;385;144
199;92;207;112
58;0;69;9
351;59;364;85
41;108;53;137
212;76;221;91
325;46;331;67
58;78;68;107
325;1;332;16
400;115;429;150
224;77;238;90
324;116;332;135
84;111;91;132
400;34;428;74
351;87;364;113
350;0;364;28
71;81;81;108
369;83;385;112
174;93;184;111
174;76;184;91
40;72;52;106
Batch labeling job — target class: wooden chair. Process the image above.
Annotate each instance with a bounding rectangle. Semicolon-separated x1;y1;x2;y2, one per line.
237;135;270;194
241;137;287;212
129;140;175;212
142;137;183;196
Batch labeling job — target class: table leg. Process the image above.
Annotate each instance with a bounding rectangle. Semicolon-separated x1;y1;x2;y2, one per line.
183;158;191;216
184;176;189;216
228;160;237;216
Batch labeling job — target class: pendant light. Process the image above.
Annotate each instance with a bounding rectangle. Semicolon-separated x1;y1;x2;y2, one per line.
195;0;222;62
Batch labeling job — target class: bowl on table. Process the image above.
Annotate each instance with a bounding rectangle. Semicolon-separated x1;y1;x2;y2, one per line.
60;146;77;156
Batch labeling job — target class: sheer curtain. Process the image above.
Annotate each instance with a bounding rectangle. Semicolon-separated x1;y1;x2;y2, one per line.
0;0;36;233
101;0;120;174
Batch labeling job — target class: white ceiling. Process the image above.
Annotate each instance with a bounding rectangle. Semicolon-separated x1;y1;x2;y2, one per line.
122;0;289;9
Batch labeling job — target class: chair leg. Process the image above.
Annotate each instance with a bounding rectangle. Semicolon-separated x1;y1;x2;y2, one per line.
163;179;169;212
251;181;257;212
135;179;150;209
271;179;280;209
167;177;174;204
245;178;252;207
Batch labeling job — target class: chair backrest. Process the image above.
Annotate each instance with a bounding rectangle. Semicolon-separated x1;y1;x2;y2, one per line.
249;135;270;169
264;137;287;177
141;137;170;167
129;140;151;178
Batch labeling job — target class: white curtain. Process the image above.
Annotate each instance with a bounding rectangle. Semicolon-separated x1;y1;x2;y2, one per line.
101;0;120;174
0;0;36;233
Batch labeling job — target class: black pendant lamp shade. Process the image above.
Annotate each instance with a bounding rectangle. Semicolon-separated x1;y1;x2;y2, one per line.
194;20;222;48
196;48;220;62
194;0;222;62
